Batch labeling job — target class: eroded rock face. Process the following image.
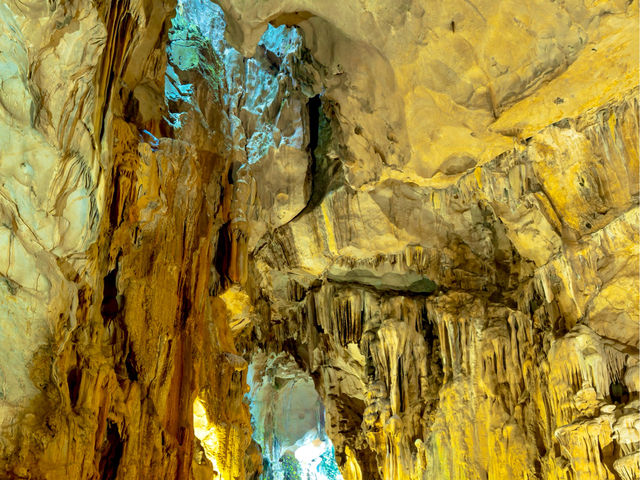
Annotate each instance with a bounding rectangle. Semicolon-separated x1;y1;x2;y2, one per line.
0;0;251;478
214;1;639;479
0;0;637;479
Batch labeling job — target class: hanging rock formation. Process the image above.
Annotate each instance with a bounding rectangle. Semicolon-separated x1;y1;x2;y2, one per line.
0;0;637;479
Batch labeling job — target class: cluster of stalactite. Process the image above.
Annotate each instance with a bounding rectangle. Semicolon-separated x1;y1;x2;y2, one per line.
0;0;637;479
239;94;639;479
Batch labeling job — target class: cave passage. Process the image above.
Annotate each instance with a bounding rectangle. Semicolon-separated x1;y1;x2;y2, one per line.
169;3;346;478
247;355;343;480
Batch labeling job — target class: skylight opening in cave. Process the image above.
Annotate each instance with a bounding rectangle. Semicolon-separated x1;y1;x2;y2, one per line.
248;354;343;480
165;0;305;138
165;0;229;129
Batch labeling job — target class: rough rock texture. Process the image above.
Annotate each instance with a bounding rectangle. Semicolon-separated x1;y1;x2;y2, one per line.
0;1;251;478
0;0;637;479
213;1;639;479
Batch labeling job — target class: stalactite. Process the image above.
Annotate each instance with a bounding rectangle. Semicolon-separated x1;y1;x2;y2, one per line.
0;0;637;479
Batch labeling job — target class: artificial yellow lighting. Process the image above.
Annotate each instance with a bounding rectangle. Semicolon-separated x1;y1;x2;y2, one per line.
193;396;221;476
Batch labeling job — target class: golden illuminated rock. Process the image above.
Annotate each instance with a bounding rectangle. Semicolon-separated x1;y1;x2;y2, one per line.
0;0;636;479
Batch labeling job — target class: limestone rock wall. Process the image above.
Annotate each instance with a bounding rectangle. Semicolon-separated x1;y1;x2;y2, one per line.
0;0;637;479
216;1;640;479
244;93;640;480
0;0;250;479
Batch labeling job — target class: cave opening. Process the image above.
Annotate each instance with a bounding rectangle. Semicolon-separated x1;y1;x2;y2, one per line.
247;353;343;480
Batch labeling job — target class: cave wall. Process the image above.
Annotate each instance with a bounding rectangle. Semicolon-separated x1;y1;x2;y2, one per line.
214;1;639;479
0;0;637;479
0;0;251;478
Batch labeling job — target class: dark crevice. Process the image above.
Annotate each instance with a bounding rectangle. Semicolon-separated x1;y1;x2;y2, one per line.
108;169;123;227
123;89;140;123
308;94;321;153
610;380;629;404
213;222;232;289
99;421;124;480
67;367;81;409
179;295;192;328
125;347;139;382
101;266;119;322
397;357;404;412
289;96;345;222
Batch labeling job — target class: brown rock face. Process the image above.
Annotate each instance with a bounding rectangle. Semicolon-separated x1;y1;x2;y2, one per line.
0;0;637;480
0;1;250;478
